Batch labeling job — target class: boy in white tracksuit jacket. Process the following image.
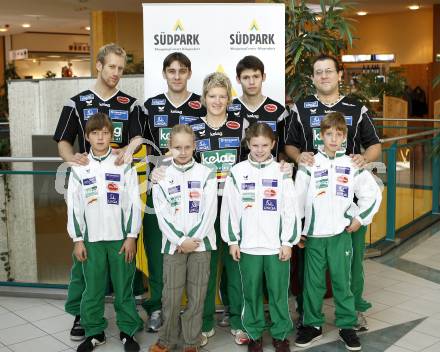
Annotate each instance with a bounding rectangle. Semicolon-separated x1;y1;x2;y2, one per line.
294;112;381;351
67;113;143;352
150;125;217;352
220;123;301;352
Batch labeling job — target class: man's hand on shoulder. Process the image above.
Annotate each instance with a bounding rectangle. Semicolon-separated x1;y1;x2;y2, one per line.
297;152;314;166
69;152;89;166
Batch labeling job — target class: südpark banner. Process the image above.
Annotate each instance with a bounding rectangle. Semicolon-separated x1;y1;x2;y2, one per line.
142;3;285;103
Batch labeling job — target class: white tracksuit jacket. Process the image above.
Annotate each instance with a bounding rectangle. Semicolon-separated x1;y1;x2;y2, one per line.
67;148;141;242
153;158;218;255
295;148;382;237
220;156;301;255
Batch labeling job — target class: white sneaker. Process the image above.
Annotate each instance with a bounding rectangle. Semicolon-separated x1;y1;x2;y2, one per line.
231;329;250;345
146;310;162;332
202;328;215;338
200;333;208;347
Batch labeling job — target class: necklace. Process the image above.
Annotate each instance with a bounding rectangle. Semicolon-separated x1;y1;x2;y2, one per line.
317;94;341;106
206;115;227;129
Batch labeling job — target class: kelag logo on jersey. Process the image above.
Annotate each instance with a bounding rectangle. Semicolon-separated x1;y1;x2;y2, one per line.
219;137;240;149
201;149;237;181
154;115;168;127
159;128;172;148
196;139;211;152
153;20;200;48
112;122;123;144
259;120;276;131
151;99;166;106
227;104;241;112
109;109;128;121
179;115;198;124
83;108;98;120
80;94;94;101
229;20;276;49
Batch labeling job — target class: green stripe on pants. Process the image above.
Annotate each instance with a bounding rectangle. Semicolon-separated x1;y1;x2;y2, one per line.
303;231;357;329
239;253;293;340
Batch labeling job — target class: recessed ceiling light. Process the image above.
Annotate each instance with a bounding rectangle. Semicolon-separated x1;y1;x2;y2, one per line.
409;4;420;10
84;26;90;31
357;11;368;16
0;28;8;32
22;23;31;28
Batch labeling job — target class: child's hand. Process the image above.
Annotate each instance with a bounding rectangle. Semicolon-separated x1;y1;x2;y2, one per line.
74;241;87;262
279;245;292;261
229;244;241;261
119;238;137;263
151;165;167;184
279;160;293;177
297;235;306;249
346;218;362;233
180;238;201;253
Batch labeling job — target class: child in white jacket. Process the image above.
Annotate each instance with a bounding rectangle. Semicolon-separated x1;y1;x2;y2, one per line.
221;123;301;352
149;124;217;352
294;112;382;352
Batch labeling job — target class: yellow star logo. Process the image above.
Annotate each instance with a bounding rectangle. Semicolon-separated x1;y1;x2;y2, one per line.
249;19;259;31
173;19;184;31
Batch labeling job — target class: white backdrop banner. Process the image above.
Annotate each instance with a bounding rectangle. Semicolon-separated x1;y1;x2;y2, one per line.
142;3;285;104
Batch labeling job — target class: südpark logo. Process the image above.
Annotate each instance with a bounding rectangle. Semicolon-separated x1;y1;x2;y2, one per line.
229;19;275;49
154;19;200;50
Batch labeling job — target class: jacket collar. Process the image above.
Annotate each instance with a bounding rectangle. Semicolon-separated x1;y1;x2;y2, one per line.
171;158;195;172
90;147;112;162
248;154;274;169
317;146;346;160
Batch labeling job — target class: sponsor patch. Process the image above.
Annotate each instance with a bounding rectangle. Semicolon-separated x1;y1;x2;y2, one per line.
112;121;123;144
116;96;130;104
109;109;129;121
189;200;200;213
219;137;240;149
168;185;181;195
335;166;351;175
83;108;98;120
105;173;121;182
200;149;237;181
336;184;349;198
264;188;277;197
188;100;202;109
190;123;205;132
262;179;278;187
310;115;324;127
107;182;119;192
188;181;201;189
196;139;211;152
83;177;96;186
226;121;240;130
152;99;166;106
189;191;201;199
159;128;171;148
316;179;329;189
242;191;255;202
314;169;328;178
259;120;277;131
80;94;94;101
227;104;241;112
337;175;349;184
107;192;119;205
304;101;319;108
312;128;323;148
154;115;168;127
85;186;98;198
316;190;326;196
345;116;353;126
179;115;198;124
87;197;98;205
263;198;277;211
264;103;278;113
241;182;255;190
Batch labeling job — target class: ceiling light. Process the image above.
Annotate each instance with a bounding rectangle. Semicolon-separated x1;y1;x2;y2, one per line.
0;28;8;32
409;4;420;10
84;26;90;31
22;23;31;28
357;11;368;16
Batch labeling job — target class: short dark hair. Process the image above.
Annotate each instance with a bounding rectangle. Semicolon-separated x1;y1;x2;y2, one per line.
85;113;114;136
236;55;265;77
162;52;191;72
312;54;341;73
245;122;276;144
320;112;347;135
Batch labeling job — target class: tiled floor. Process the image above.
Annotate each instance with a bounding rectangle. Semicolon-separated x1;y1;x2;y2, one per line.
0;229;440;351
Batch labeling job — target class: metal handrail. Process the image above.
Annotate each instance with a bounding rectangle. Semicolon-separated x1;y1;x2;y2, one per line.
374;118;440;122
380;129;440;143
0;157;146;163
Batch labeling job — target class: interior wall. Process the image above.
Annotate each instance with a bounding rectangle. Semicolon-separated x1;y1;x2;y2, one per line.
347;8;433;65
15;60;91;79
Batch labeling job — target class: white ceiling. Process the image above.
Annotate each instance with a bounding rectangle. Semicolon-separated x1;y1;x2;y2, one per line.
0;0;438;36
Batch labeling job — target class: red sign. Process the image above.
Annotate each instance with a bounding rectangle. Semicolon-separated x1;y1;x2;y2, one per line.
117;96;130;104
264;104;278;113
337;175;349;184
189;191;201;199
226;121;240;130
188;100;202;109
264;189;277;197
107;182;119;192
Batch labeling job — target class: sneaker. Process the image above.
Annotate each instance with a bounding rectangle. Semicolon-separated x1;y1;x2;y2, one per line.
295;326;322;348
247;338;263;352
200;334;208;347
120;332;140;352
202;328;215;338
149;341;170;352
218;308;230;327
231;329;250;345
77;332;106;352
146;310;162;333
70;315;85;341
339;329;362;351
272;338;291;352
354;312;368;332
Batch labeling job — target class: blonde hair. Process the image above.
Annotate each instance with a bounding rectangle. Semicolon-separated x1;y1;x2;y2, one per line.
96;43;126;65
201;72;232;106
169;124;196;146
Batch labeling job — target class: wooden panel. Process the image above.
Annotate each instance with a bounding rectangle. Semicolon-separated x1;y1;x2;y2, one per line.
382;95;408;145
0;37;4;96
90;11;117;77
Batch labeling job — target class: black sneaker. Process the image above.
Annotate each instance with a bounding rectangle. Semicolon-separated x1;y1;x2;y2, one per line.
77;332;106;352
295;326;322;348
339;329;362;351
120;332;140;352
70;315;85;341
